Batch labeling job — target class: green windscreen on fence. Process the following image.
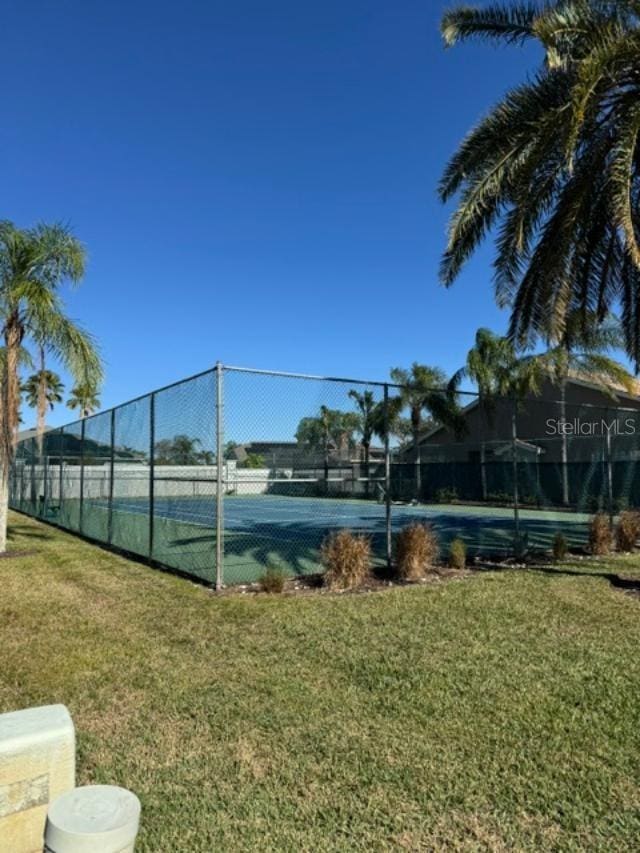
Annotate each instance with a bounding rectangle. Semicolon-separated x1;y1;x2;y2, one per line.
151;370;217;584
10;364;640;585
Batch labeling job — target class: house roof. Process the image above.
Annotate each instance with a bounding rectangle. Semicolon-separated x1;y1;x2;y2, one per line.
418;373;640;445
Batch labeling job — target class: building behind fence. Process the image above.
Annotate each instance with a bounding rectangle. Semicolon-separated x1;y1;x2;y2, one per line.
10;364;640;586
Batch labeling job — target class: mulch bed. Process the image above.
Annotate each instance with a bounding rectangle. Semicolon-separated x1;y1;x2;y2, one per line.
217;568;471;597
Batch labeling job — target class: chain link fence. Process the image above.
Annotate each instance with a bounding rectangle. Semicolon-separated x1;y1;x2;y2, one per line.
9;364;640;586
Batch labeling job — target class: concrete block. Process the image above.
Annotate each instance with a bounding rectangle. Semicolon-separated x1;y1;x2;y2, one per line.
0;704;75;853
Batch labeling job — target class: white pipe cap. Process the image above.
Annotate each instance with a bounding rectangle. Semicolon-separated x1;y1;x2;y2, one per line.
44;785;140;853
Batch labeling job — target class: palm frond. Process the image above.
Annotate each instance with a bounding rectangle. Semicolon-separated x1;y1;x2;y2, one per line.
609;102;640;268
439;70;571;203
441;3;541;47
42;312;103;388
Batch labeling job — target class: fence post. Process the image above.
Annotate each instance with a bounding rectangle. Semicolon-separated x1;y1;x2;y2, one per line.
59;431;64;520
42;438;48;519
108;408;115;545
30;439;36;513
149;394;155;560
384;383;392;571
511;398;522;554
215;363;225;590
79;419;85;534
605;407;614;526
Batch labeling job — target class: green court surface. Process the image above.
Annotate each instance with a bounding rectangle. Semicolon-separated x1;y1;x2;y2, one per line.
19;493;594;585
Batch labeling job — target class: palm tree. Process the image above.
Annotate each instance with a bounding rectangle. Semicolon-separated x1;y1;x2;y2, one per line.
0;221;102;551
348;389;377;496
450;329;535;500
439;2;640;366
66;383;101;420
27;302;101;450
527;312;634;505
390;363;464;499
296;406;360;491
22;370;64;437
154;435;212;465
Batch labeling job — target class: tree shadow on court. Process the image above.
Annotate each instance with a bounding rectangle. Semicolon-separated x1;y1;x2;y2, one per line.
169;523;329;583
165;507;594;583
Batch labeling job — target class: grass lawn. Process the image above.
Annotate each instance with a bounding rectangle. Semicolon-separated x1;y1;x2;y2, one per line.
2;511;640;851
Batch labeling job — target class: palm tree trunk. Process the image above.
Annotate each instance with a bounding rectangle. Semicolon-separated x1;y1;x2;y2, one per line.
480;441;487;501
36;346;46;456
0;313;23;552
0;463;8;554
413;423;422;500
363;441;370;498
560;379;569;506
323;438;329;497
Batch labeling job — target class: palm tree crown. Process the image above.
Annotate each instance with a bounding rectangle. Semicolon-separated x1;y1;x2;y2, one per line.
440;1;640;365
390;363;464;498
67;382;101;419
22;371;64;411
390;364;463;440
529;311;635;392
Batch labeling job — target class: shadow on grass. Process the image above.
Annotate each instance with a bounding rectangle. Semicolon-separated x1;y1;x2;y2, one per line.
522;563;640;594
8;524;55;541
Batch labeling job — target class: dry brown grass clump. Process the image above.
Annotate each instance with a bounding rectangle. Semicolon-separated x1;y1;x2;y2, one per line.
395;522;440;580
589;513;613;556
616;510;640;552
448;538;466;570
259;566;286;593
321;530;371;590
552;531;568;562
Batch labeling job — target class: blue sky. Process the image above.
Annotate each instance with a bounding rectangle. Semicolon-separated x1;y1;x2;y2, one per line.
2;0;543;427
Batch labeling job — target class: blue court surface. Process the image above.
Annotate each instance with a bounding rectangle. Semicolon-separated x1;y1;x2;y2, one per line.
80;493;593;584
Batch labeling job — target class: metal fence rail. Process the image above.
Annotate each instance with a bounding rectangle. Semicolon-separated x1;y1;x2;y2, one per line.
9;363;640;586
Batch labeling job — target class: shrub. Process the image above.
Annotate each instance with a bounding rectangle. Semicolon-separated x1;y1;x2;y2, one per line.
589;513;612;556
321;530;371;590
259;566;286;593
448;538;466;570
616;510;640;552
552;532;568;562
395;522;439;580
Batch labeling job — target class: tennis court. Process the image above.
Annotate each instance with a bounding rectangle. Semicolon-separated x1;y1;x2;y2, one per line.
11;362;629;587
69;493;592;584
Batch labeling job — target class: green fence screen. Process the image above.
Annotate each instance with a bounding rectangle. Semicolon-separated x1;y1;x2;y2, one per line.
10;364;640;586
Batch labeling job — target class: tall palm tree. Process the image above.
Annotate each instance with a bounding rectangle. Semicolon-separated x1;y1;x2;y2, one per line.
439;2;640;366
28;303;101;450
22;370;64;437
527;312;634;505
0;221;102;551
348;389;377;496
66;382;101;420
450;329;539;500
390;363;464;499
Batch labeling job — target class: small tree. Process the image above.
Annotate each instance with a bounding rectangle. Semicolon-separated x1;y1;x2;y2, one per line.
243;453;265;469
154;435;213;465
296;406;359;490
